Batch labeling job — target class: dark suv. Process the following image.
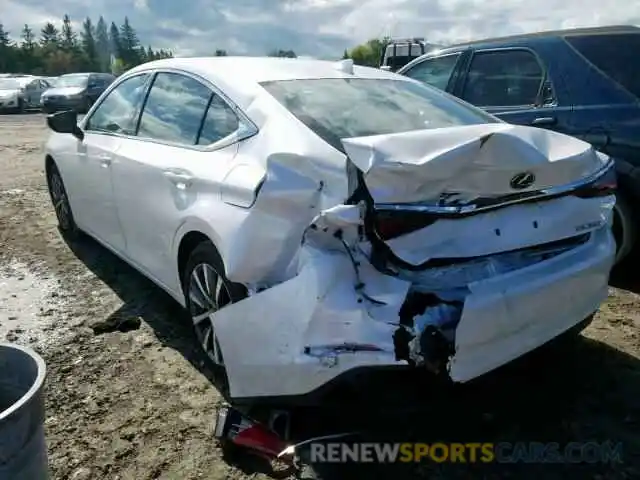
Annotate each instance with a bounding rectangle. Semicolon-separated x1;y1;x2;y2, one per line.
41;72;115;113
397;25;640;264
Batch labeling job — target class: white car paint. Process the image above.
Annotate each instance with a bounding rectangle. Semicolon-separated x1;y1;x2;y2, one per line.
44;57;616;401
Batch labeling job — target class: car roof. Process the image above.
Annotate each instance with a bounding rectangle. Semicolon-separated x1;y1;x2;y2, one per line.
126;56;405;109
398;25;640;73
434;25;639;52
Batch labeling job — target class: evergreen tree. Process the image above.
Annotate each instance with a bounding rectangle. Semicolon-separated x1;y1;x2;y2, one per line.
146;45;155;61
40;22;60;48
0;23;12;71
109;21;121;59
119;17;141;67
60;14;78;52
21;24;36;50
215;49;227;56
95;16;110;71
81;17;99;70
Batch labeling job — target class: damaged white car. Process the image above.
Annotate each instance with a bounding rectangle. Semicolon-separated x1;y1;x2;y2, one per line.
44;57;617;402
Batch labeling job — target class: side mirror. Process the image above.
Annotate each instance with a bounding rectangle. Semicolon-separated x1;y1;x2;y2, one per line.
47;110;84;141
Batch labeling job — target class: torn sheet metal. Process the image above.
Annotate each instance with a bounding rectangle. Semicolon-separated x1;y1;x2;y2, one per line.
342;123;608;204
381;194;614;265
212;116;616;401
213;246;410;399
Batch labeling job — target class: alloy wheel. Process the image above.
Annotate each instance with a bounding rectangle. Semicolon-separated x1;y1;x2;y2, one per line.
188;263;231;365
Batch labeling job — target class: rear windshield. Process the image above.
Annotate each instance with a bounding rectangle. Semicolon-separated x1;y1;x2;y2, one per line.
565;33;640;99
260;78;499;151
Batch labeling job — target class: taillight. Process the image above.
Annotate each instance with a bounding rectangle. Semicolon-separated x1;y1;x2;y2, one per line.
573;163;617;198
373;212;435;241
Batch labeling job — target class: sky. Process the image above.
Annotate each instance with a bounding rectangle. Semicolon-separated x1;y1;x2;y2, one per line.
2;0;639;58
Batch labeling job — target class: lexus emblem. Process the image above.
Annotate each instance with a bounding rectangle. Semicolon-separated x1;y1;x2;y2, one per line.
510;171;536;190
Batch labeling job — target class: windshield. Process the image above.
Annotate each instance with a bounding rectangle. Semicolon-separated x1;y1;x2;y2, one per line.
0;78;22;90
261;78;500;151
55;75;89;88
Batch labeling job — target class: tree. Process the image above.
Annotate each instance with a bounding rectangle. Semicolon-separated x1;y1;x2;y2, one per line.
268;49;296;58
80;17;99;70
95;16;110;71
20;24;36;51
214;49;227;56
60;14;78;52
342;49;349;59
146;45;155;61
40;22;60;48
0;23;13;71
109;21;121;60
345;37;388;67
119;17;141;67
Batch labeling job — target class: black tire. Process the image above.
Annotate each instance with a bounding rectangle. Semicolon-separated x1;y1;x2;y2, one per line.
15;98;25;114
612;193;636;265
46;161;78;239
182;241;247;372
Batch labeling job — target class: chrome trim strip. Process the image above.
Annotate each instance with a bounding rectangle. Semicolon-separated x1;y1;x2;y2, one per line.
374;159;615;215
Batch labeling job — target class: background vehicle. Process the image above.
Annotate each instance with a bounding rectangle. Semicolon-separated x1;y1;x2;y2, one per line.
41;72;115;113
0;76;52;113
397;25;640;264
380;37;441;71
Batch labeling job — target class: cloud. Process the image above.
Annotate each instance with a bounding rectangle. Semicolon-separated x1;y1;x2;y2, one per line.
1;0;639;58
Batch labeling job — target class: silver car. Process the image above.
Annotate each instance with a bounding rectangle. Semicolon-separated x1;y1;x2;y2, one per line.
0;76;52;113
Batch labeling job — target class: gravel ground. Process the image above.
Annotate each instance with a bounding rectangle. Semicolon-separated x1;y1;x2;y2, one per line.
1;114;639;480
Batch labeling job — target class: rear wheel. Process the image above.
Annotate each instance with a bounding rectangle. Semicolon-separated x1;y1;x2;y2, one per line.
612;193;636;265
46;162;78;238
182;242;247;369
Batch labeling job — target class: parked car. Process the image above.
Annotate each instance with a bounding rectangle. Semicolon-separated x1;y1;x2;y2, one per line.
0;76;52;113
44;57;615;403
41;72;115;113
397;25;640;265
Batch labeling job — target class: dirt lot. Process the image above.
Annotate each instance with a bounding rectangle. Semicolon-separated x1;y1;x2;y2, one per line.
1;114;639;479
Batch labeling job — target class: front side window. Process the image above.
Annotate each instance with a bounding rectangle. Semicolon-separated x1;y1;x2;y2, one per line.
261;77;499;151
461;50;545;107
403;54;461;91
138;72;212;145
85;73;150;134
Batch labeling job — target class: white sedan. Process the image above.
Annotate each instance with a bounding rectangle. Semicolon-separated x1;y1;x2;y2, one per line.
44;57;616;403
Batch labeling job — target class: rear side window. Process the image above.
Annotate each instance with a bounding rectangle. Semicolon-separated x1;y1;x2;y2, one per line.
402;54;461;91
138;72;212;145
565;33;640;99
461;50;544;107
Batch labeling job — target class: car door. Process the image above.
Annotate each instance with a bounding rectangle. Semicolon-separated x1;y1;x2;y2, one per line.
400;52;465;93
453;48;573;133
23;79;40;107
69;72;152;252
111;70;248;290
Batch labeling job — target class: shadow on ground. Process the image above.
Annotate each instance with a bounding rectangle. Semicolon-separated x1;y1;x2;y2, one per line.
65;234;640;480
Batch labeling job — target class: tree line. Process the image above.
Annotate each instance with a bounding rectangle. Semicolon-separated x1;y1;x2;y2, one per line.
0;15;173;76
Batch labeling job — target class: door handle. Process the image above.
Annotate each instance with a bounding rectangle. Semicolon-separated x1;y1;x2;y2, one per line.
163;170;194;189
531;117;557;126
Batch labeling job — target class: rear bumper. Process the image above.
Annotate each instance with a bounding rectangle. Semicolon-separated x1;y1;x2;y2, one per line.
213;225;614;403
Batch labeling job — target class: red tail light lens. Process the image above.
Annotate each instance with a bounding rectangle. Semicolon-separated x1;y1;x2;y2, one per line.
574;164;617;198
